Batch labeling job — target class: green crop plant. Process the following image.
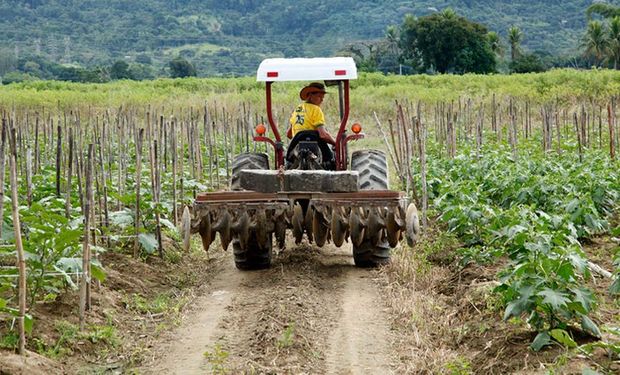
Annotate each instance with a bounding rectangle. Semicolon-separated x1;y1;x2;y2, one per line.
418;138;619;350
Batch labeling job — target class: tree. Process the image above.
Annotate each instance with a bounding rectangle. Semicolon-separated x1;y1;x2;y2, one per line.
110;60;131;80
507;26;523;61
399;9;496;74
487;31;504;57
510;53;546;73
586;3;620;20
168;57;197;78
582;20;609;67
608;16;620;69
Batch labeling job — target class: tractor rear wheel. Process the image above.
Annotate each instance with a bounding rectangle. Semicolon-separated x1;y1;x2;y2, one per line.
233;233;273;270
351;149;391;267
230;152;269;190
353;237;390;267
351;149;389;190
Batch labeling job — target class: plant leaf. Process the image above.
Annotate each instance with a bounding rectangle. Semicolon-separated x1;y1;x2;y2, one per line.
538;289;569;310
610;277;620;295
580;315;601;338
550;328;577;348
581;367;602;375
90;262;106;282
138;233;158;254
531;331;551;351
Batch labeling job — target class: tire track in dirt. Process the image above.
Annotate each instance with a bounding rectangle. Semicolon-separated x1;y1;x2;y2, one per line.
144;241;394;373
325;266;393;374
143;257;257;374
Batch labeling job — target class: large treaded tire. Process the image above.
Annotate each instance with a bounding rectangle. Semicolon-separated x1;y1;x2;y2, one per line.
351;149;391;267
230;152;269;190
353;237;390;267
233;233;273;270
350;150;389;190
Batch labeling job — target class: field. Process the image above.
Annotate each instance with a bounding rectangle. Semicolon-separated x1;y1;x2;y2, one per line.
0;69;619;373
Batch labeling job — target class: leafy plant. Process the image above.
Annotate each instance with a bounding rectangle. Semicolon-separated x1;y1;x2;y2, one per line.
203;343;229;374
420;141;619;348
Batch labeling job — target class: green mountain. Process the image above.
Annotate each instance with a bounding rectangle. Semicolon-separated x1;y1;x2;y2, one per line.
0;0;616;76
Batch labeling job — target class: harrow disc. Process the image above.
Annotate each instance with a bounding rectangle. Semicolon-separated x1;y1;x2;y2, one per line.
292;203;305;244
349;207;366;247
366;207;386;247
198;213;214;252
331;206;348;247
212;210;232;251
312;208;329;247
405;203;421;246
385;210;402;247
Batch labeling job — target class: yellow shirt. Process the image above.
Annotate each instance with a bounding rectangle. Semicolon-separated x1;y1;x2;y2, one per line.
289;102;325;136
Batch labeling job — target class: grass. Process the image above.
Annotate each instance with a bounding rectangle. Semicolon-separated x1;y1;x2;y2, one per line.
32;320;120;360
2;69;620;110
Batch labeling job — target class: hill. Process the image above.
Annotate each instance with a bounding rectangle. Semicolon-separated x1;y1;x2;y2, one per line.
0;0;618;76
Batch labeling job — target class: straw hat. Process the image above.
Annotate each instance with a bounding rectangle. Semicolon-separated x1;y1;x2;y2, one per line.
299;82;327;100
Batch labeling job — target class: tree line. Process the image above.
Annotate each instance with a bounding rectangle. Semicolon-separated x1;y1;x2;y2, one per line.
344;5;620;76
4;4;620;83
0;54;197;84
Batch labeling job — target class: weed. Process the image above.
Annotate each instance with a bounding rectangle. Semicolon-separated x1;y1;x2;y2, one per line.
33;320;120;359
85;325;120;347
277;323;296;349
124;293;171;314
203;343;229;374
444;355;472;375
0;330;19;349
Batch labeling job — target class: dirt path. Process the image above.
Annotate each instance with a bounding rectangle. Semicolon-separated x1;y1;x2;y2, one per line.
142;241;394;374
325;267;392;374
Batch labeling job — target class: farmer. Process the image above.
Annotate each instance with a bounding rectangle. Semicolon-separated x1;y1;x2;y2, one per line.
286;82;336;170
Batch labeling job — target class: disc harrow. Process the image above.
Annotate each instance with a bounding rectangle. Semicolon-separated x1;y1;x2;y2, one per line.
188;191;419;253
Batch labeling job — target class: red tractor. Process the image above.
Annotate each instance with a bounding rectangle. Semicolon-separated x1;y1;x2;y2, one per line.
187;57;419;269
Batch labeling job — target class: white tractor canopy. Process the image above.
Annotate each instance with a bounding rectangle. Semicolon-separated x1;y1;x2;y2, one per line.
256;57;358;82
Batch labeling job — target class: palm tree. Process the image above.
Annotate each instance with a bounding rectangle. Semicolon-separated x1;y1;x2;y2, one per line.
385;25;400;55
441;8;458;20
507;26;522;61
582;20;609;67
608;16;620;69
587;3;620;20
487;31;504;57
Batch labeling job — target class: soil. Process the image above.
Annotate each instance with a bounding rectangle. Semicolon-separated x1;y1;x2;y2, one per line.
140;240;394;374
1;232;619;374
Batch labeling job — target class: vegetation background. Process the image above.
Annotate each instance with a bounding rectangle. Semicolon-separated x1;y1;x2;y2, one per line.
1;0;620;79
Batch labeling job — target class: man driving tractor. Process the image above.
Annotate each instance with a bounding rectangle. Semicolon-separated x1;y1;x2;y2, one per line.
286;82;336;170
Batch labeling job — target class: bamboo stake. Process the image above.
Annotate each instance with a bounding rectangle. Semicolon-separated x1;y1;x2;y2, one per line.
55;125;62;196
79;144;94;330
134;129;144;258
574;113;583;163
609;102;616;160
153;140;164;258
0;120;6;239
171;120;178;225
9;127;27;354
65;128;73;217
34;114;40;174
372;112;402;179
417;117;428;228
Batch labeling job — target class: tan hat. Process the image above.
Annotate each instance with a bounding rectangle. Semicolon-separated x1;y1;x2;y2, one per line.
299;82;327;100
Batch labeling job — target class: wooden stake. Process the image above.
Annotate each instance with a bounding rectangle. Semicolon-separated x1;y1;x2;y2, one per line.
79;144;94;330
55;125;62;196
65;128;73;217
0;120;6;240
134;129;144;258
8;127;27;354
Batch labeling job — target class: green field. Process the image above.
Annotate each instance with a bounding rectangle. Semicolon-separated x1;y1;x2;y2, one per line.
0;69;619;372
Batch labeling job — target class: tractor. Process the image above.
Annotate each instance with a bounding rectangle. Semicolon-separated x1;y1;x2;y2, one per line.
186;57;419;270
